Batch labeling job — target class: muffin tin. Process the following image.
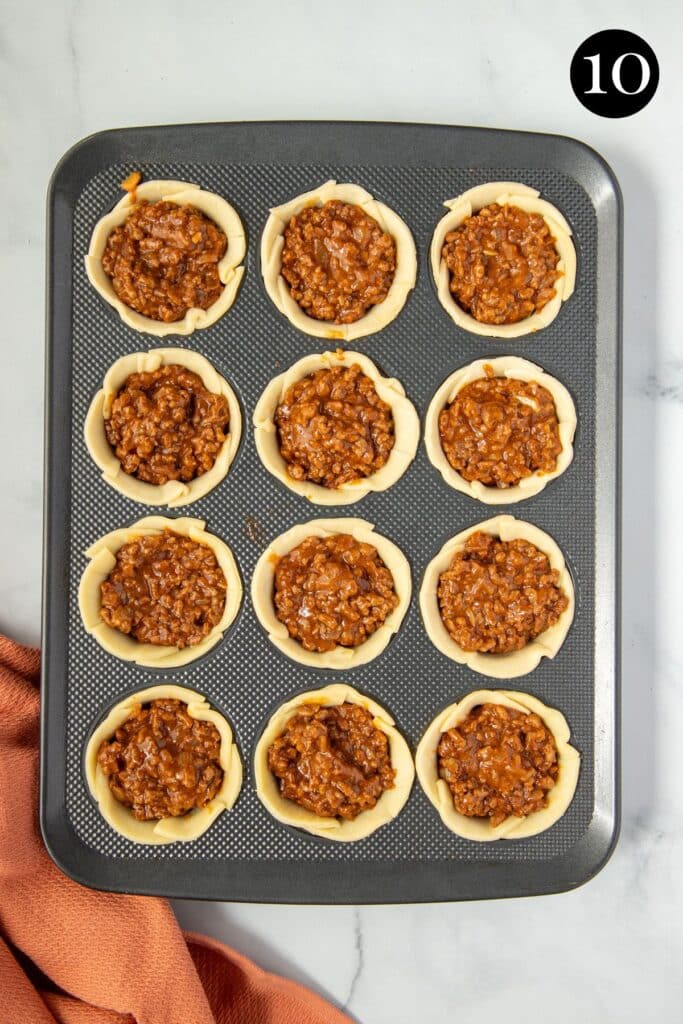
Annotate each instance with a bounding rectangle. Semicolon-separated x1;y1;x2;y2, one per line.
41;121;621;902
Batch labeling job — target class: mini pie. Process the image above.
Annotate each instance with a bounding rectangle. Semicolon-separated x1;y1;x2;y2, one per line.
85;178;246;336
254;683;414;841
424;356;577;503
430;181;576;338
251;517;411;669
253;349;420;505
420;514;574;678
85;684;242;845
416;690;580;840
84;347;242;507
260;180;417;341
78;516;242;668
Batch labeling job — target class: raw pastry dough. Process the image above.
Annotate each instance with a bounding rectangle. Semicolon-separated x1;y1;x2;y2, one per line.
260;180;417;341
253;349;419;505
420;514;574;678
251;517;411;669
424;356;576;504
84;347;242;507
430;182;576;338
78;515;242;668
415;689;580;840
254;683;414;841
85;179;246;336
85;683;242;845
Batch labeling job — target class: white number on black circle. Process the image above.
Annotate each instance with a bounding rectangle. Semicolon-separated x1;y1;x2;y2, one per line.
583;51;652;96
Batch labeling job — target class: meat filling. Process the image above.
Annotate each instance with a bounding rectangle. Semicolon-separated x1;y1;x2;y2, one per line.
280;200;396;323
437;702;559;826
267;702;395;820
97;698;224;820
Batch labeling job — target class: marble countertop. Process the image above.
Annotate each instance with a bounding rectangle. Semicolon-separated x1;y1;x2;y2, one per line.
2;1;681;1019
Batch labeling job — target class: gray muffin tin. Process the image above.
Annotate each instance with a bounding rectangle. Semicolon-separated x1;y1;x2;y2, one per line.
41;122;621;902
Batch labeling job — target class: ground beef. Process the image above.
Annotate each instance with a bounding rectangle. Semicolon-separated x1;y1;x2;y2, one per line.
439;365;562;487
280;200;396;323
274;533;398;653
105;364;230;485
437;703;559;826
275;363;395;489
100;530;226;648
267;702;395;820
102;200;226;322
437;531;568;654
97;698;223;820
442;203;561;325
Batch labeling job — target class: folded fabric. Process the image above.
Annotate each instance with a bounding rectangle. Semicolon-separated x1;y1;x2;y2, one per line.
0;634;350;1024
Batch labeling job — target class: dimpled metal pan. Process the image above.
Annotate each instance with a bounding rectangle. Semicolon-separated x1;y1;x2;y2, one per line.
42;122;621;902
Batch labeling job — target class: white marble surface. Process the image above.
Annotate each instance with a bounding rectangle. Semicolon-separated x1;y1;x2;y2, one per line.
1;1;681;1020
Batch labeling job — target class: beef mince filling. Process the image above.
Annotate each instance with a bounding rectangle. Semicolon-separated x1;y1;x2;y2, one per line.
274;364;395;489
274;534;398;653
105;364;230;485
97;698;224;820
442;203;561;325
438;531;568;654
99;531;226;648
280;200;396;324
102;200;227;322
267;702;395;820
437;703;559;826
439;366;562;488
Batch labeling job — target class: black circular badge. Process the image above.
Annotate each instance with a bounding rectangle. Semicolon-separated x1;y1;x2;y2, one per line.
570;30;659;117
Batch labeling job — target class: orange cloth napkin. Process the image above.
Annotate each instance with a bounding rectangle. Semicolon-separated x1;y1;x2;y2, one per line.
0;635;351;1024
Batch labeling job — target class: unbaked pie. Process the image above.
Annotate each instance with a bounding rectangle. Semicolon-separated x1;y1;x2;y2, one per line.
254;683;414;841
424;356;576;503
261;180;416;340
85;177;245;336
251;517;411;669
416;689;580;840
253;349;419;504
84;347;241;507
78;515;242;668
85;684;242;844
430;181;576;338
420;514;574;678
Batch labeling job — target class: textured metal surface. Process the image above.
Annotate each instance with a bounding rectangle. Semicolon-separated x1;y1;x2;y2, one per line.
42;123;620;902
